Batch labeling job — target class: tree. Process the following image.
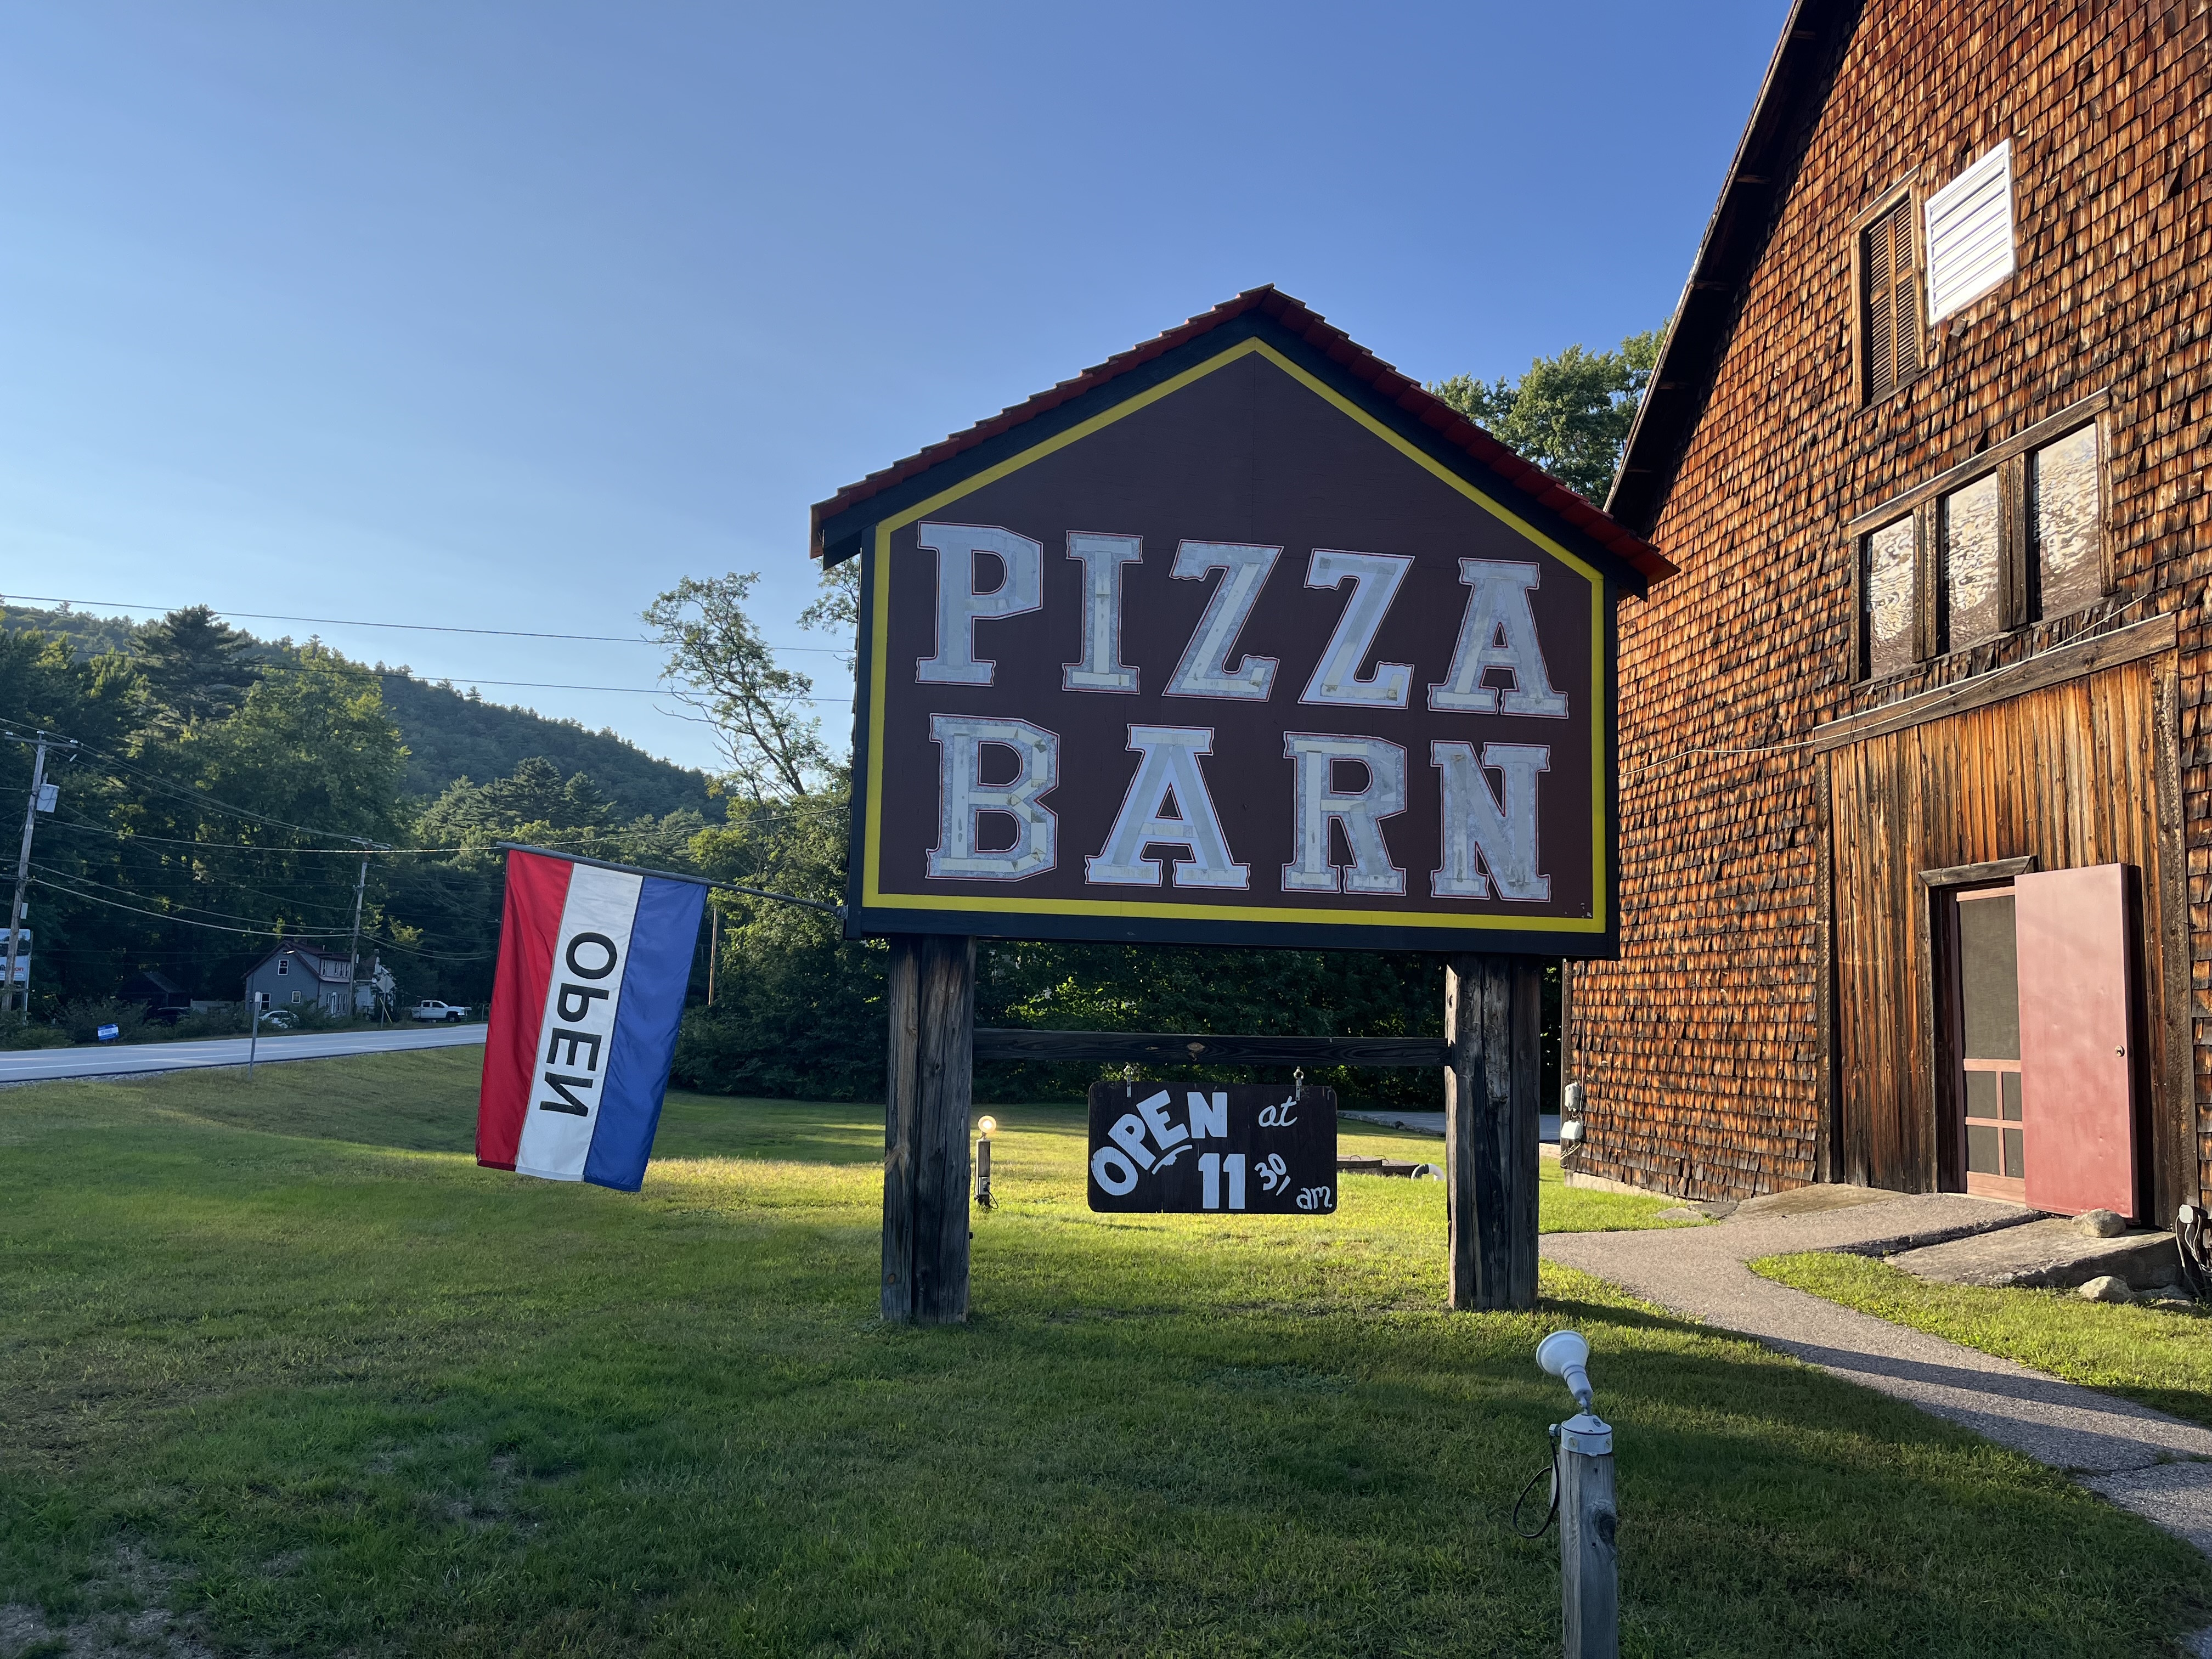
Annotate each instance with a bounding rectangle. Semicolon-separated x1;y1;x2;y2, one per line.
797;558;860;637
646;574;828;804
1430;329;1662;504
170;647;407;849
132;606;261;726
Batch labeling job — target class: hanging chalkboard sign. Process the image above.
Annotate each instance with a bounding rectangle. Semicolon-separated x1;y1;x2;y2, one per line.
1087;1081;1338;1214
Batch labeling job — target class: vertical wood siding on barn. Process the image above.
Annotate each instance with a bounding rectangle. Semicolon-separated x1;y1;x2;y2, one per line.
1826;654;2190;1217
1576;0;2212;1207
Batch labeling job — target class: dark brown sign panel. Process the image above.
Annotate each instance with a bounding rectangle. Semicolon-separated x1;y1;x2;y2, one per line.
1087;1081;1338;1214
834;314;1636;954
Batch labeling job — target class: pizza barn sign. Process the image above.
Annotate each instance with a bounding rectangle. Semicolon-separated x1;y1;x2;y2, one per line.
813;289;1673;956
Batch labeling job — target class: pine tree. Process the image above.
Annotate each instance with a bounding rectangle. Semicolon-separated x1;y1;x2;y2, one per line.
132;606;261;725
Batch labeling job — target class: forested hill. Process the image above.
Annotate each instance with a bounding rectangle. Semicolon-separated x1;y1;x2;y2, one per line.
376;673;709;815
0;603;713;818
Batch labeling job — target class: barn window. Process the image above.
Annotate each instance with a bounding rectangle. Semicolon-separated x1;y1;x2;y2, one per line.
1925;142;2016;323
1861;516;1918;680
1861;196;1923;402
1939;472;2005;652
2029;424;2102;618
1849;392;2107;681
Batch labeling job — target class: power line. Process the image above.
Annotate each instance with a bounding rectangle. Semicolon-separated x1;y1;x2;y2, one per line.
42;817;717;857
14;719;845;849
0;593;853;653
33;861;348;929
27;877;493;961
92;653;856;704
335;932;497;963
29;875;281;936
1;722;429;846
247;658;855;702
40;827;380;921
49;737;377;842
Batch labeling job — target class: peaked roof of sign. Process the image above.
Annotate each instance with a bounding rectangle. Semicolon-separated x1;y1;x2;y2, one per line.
808;285;1676;582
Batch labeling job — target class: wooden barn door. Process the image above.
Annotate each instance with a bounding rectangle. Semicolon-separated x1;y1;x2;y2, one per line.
1820;633;2183;1214
2015;865;2140;1220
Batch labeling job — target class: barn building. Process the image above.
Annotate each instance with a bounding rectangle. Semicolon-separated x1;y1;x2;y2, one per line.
1571;0;2212;1225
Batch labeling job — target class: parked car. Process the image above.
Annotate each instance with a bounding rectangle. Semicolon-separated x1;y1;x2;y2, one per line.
411;1000;471;1023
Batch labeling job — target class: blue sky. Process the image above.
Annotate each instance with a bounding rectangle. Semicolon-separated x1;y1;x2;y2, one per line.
0;1;1788;773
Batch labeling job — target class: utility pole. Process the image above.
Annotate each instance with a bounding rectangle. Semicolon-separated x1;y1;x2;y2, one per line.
5;736;47;1020
347;843;370;1017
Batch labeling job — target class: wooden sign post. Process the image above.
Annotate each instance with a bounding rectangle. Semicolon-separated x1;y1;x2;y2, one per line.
1446;955;1543;1308
814;289;1671;1322
881;934;975;1323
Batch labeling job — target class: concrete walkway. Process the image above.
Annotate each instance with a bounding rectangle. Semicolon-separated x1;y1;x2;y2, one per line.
1543;1187;2212;1559
0;1022;486;1084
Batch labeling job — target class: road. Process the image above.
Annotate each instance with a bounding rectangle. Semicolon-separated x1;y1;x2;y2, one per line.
0;1022;488;1084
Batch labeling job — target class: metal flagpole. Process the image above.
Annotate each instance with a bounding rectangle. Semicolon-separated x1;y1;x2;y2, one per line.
707;904;719;1007
5;736;47;1019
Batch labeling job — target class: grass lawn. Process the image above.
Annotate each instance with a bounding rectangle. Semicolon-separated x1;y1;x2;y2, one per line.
1753;1250;2212;1430
2;1053;2207;1657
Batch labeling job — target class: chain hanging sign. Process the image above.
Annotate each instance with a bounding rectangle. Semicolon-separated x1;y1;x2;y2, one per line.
1086;1081;1338;1214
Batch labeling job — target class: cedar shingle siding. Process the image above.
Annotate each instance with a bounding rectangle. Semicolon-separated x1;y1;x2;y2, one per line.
1577;0;2212;1216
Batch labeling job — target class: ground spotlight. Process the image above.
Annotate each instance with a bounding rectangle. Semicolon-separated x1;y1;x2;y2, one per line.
1533;1329;1616;1656
974;1115;997;1209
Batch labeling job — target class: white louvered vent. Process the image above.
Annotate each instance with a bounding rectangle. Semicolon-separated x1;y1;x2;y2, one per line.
1925;141;2016;321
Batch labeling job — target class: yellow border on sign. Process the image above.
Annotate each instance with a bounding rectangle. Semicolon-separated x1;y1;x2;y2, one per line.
861;336;1609;933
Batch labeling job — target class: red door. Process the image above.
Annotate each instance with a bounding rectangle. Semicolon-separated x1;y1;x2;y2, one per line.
2015;865;2138;1220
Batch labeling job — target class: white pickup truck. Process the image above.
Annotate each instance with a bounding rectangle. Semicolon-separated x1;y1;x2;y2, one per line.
410;1000;471;1023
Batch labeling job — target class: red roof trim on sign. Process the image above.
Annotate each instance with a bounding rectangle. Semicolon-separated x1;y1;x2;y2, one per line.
808;286;1676;582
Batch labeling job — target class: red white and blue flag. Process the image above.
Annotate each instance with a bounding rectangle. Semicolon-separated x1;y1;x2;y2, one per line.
477;847;706;1192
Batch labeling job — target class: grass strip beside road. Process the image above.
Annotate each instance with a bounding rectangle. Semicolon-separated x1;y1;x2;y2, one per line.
2;1053;2207;1657
1753;1249;2212;1430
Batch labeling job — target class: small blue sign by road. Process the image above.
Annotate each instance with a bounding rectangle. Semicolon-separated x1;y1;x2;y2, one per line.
96;1024;119;1042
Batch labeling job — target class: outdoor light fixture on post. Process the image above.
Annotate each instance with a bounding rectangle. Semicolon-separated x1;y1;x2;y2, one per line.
1537;1330;1618;1659
974;1116;997;1210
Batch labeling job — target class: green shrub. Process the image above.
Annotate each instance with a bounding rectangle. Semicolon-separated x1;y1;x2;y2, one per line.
0;1022;72;1049
170;1004;249;1040
56;998;147;1045
272;999;371;1033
